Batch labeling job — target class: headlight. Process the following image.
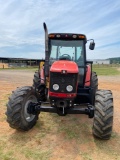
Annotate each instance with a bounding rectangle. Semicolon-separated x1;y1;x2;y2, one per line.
53;84;59;91
66;85;73;92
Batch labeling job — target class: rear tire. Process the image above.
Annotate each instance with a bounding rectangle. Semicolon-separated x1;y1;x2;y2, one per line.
33;71;47;101
6;86;39;131
91;72;98;104
33;71;40;88
93;90;113;139
91;72;98;93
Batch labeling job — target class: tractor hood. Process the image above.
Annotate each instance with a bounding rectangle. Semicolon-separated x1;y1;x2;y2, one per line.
50;60;78;73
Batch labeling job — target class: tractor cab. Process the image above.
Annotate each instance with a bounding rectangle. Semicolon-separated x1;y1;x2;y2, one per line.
48;34;86;88
48;33;86;66
47;33;95;88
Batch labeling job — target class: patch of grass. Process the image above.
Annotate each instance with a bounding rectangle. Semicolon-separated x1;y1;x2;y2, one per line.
59;126;78;139
0;67;38;71
0;137;51;160
81;153;93;160
22;148;51;160
93;65;120;75
57;116;92;140
0;151;16;160
0;140;17;160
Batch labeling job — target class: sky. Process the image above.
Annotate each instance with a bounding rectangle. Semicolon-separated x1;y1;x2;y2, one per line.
0;0;120;60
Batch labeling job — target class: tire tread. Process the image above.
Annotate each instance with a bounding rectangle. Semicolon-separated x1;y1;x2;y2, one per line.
93;89;113;139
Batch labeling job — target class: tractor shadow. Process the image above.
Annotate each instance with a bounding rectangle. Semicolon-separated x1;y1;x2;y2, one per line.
48;112;93;140
8;120;45;146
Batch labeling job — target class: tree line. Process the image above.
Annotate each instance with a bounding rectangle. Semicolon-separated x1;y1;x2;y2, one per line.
109;57;120;64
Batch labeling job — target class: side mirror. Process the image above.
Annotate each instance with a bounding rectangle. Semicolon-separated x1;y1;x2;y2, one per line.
89;42;95;50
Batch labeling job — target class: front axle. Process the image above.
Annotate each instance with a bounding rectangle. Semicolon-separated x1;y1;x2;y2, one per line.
27;101;94;118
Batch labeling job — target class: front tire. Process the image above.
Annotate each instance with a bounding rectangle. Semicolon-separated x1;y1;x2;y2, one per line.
93;90;113;139
6;86;39;131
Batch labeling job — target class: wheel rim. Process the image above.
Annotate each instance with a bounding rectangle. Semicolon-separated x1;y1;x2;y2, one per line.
24;95;37;122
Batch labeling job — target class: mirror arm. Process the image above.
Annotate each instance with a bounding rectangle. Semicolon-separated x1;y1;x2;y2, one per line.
87;39;94;43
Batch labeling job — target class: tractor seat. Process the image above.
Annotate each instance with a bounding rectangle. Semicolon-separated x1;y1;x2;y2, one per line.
59;54;71;61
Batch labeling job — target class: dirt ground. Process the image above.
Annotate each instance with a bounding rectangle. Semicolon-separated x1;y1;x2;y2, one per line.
0;70;120;160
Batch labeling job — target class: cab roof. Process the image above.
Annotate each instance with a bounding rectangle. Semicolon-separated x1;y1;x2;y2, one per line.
48;33;87;42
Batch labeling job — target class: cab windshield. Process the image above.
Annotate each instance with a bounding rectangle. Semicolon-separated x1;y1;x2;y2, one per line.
49;40;85;66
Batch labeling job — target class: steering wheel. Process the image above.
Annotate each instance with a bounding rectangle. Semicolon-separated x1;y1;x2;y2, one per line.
59;54;71;60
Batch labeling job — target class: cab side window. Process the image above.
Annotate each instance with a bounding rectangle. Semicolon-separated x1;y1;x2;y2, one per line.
75;46;84;66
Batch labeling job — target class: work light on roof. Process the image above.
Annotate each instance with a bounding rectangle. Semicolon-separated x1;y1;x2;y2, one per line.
73;35;77;38
56;34;60;38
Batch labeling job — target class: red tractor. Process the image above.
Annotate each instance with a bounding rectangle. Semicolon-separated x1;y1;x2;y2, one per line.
6;23;113;139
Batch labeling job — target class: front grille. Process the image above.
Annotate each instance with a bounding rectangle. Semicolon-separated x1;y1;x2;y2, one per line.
50;72;78;93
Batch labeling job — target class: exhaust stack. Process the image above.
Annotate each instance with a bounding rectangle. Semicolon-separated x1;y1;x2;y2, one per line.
43;22;49;77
